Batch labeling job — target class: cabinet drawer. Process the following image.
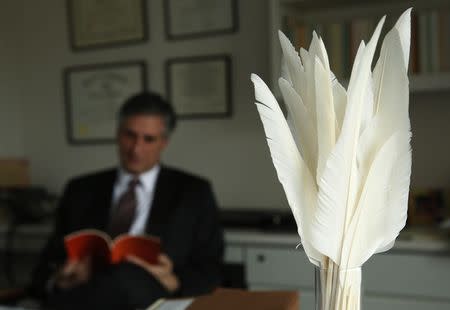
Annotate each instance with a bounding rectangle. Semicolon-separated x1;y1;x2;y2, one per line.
246;246;314;288
364;253;450;300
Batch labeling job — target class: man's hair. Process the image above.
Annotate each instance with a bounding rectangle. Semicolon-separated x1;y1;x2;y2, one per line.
118;91;177;136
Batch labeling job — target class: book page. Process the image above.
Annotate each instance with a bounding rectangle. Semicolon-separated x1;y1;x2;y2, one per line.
146;298;194;310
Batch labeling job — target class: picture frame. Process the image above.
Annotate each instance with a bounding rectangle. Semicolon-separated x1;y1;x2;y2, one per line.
67;0;148;50
166;55;232;119
64;61;147;144
164;0;238;40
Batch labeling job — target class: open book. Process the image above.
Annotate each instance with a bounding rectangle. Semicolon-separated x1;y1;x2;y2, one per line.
64;229;161;267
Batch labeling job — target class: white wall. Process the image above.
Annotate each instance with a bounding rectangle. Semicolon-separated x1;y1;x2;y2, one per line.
17;0;288;209
0;1;25;157
5;0;450;210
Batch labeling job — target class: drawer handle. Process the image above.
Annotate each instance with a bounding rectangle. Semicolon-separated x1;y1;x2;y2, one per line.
257;254;265;263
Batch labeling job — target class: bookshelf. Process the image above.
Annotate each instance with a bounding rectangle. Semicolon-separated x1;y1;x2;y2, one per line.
269;0;450;93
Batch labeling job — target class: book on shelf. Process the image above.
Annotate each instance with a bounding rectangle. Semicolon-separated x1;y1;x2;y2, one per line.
416;9;450;74
418;11;430;73
439;10;450;72
64;229;161;268
410;12;419;74
325;22;346;79
350;18;375;61
295;24;308;52
429;11;440;73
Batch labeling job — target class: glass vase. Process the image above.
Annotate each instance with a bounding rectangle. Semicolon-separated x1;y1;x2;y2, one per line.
314;265;362;310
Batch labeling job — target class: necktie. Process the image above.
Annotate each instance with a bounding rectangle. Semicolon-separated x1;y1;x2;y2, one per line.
108;178;140;238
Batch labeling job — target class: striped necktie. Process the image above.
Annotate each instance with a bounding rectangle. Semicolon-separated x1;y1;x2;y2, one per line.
108;178;140;238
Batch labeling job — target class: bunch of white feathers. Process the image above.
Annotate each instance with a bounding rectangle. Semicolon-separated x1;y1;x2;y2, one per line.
251;9;413;310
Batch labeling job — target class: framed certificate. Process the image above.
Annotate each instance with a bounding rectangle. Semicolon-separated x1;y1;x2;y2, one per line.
67;0;148;50
64;61;147;144
166;55;232;119
164;0;238;40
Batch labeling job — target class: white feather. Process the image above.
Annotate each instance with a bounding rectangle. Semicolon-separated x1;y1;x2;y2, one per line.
373;10;411;114
359;74;375;135
358;14;411;189
299;48;318;132
314;56;336;183
318;37;331;72
312;32;331;72
308;32;322;63
279;78;318;177
280;55;291;83
375;132;411;253
347;41;366;92
251;74;322;266
278;31;306;96
394;8;412;70
332;82;347;137
341;131;411;268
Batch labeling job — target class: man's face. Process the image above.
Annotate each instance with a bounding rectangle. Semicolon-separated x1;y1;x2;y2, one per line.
117;115;169;175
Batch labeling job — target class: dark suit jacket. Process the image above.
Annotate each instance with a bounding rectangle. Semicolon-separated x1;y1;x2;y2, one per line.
31;165;224;299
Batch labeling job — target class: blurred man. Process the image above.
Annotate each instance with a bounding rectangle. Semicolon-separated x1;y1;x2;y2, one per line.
31;92;223;310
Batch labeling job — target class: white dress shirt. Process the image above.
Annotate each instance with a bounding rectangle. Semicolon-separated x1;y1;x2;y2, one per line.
111;165;160;236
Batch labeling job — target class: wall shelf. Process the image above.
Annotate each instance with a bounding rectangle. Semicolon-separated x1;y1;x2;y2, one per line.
269;0;450;94
410;72;450;92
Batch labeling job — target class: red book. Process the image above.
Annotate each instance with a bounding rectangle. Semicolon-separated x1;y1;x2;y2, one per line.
64;229;161;267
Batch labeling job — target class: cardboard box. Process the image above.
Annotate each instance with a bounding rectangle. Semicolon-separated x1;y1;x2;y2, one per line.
0;159;29;187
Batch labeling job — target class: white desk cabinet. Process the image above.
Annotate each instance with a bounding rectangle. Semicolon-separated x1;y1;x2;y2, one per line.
225;230;450;310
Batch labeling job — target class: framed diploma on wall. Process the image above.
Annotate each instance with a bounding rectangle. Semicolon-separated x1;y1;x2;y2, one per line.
64;61;147;144
166;55;232;119
164;0;238;40
67;0;148;50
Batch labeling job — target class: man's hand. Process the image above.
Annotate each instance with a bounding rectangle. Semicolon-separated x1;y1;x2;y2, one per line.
127;253;180;293
55;256;92;290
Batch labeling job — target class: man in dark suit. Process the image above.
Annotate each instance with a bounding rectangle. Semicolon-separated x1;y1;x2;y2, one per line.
30;92;224;310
